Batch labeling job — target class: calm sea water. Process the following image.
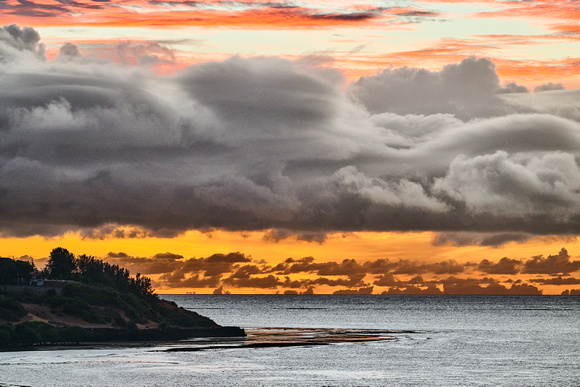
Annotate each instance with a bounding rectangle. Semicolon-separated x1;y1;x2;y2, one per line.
1;295;578;386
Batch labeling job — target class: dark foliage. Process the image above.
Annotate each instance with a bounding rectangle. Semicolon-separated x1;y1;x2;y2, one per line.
0;322;244;349
0;248;243;350
45;248;77;280
0;259;34;285
0;296;27;321
36;248;154;297
0;322;92;348
74;253;154;296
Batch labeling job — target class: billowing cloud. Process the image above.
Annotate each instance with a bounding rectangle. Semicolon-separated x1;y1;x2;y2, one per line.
522;248;580;275
55;42;81;61
535;82;565;93
105;251;185;275
478;257;522;275
0;24;45;61
2;27;580;239
348;57;505;119
434;150;580;216
105;251;252;288
498;82;529;94
223;273;283;289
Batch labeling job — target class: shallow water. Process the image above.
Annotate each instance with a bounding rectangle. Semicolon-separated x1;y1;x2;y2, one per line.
1;295;578;386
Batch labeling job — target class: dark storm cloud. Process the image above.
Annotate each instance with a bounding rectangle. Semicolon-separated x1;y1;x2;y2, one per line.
263;229;328;243
2;27;580;238
0;24;45;61
434;232;534;247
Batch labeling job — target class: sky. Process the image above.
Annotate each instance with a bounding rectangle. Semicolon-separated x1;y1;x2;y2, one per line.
1;0;580;295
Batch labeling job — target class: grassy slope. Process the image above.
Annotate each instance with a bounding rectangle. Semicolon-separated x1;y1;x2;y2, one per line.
0;283;242;349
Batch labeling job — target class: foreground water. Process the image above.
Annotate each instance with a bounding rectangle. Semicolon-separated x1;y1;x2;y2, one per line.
1;295;578;386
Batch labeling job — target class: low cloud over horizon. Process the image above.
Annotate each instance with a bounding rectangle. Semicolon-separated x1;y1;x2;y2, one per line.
30;246;570;295
2;25;580;247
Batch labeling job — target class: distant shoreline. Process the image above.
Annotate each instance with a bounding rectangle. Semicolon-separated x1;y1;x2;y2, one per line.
160;293;578;296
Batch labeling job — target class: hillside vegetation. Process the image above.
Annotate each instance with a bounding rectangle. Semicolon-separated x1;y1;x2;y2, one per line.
0;248;244;349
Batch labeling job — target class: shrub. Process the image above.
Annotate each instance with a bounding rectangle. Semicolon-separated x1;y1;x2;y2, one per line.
14;323;40;346
59;326;91;344
0;296;27;322
0;325;13;347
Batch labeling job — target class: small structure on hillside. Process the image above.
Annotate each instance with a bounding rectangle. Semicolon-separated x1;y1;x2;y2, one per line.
29;270;44;286
0;257;44;286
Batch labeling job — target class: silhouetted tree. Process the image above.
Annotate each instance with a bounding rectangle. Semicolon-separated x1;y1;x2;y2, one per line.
76;254;106;284
42;247;154;296
0;259;34;285
45;248;77;279
134;273;154;296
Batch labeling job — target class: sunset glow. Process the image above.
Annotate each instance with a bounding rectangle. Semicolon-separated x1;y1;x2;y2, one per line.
1;0;580;295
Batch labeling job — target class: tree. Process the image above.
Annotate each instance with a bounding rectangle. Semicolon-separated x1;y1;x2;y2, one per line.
45;248;77;279
0;259;34;285
76;254;106;284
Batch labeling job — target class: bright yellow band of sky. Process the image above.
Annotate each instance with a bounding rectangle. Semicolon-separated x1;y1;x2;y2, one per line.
2;230;577;295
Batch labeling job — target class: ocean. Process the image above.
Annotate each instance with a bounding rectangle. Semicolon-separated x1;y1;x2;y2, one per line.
1;295;578;386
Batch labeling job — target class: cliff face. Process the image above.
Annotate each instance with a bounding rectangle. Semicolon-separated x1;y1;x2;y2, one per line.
0;282;244;349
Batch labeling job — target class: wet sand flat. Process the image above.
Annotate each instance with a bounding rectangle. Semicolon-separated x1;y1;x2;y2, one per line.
163;327;402;352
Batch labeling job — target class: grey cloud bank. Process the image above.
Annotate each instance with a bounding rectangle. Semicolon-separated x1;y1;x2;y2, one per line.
2;25;580;242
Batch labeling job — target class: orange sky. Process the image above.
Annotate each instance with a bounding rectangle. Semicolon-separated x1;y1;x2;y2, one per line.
3;230;579;295
1;0;578;87
1;0;580;295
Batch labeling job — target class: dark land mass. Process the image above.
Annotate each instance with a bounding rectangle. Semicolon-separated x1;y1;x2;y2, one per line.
0;249;244;350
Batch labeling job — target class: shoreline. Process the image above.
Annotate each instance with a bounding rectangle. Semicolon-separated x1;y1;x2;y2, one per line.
0;326;246;352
